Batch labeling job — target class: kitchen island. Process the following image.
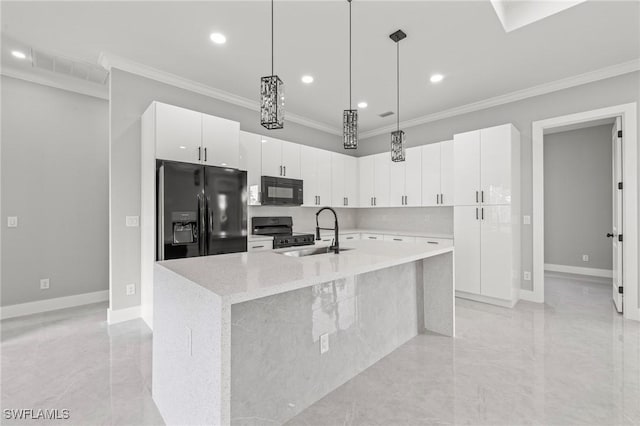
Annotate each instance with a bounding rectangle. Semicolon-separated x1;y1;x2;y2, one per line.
153;240;454;426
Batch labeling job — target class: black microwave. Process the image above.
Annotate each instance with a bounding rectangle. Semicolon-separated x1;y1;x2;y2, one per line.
261;176;304;206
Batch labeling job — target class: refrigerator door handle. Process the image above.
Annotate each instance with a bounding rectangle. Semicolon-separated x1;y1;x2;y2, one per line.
197;194;206;256
158;163;165;261
206;195;213;255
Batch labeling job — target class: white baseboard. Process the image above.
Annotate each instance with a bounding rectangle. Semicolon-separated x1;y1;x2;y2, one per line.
519;289;543;303
0;290;109;320
107;305;141;325
455;290;516;308
544;263;613;278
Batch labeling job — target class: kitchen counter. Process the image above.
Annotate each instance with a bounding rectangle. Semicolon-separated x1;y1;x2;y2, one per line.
153;240;454;426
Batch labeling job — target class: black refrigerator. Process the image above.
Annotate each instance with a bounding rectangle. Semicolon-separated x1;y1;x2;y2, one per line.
157;160;247;260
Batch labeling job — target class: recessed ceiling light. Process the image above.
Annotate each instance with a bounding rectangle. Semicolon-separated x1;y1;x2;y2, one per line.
301;75;314;84
11;50;26;60
430;74;444;83
357;101;368;109
209;33;227;44
179;146;187;150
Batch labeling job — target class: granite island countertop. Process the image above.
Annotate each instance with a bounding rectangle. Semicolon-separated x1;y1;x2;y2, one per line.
156;239;453;305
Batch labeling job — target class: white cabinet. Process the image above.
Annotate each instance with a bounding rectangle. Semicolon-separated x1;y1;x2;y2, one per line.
202;114;240;168
331;153;359;207
239;131;262;205
422;141;454;206
359;156;374;207
301;146;331;206
261;137;301;179
373;153;390;207
389;147;421;207
454;124;517;206
480;205;514;300
155;103;203;164
454;206;481;295
383;235;416;243
248;238;272;252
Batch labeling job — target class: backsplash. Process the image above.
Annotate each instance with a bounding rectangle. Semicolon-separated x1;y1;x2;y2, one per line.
248;206;358;233
356;207;453;235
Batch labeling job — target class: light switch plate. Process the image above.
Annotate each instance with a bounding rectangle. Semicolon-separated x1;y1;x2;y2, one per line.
582;254;589;262
7;216;18;228
125;216;139;227
523;271;531;281
40;278;50;290
320;333;329;354
126;283;136;296
523;215;531;225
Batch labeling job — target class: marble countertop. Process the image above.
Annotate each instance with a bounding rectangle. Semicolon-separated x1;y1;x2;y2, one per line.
157;240;453;305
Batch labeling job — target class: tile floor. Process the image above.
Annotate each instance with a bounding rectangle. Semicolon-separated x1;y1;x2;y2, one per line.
2;273;639;425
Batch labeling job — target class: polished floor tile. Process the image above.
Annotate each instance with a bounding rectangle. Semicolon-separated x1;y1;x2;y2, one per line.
2;273;639;425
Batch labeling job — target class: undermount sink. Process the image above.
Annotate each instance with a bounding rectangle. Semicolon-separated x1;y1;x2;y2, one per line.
279;246;354;257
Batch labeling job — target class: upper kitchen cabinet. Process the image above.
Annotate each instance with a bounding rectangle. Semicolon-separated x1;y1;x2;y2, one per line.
331;153;358;208
389;146;421;207
359;153;390;207
202;114;240;168
154;102;203;164
453;124;520;206
358;155;374;207
261;137;301;179
422;140;454;206
301;146;331;206
239;131;262;205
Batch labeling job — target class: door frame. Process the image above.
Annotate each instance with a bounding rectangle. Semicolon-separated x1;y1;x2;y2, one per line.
531;102;638;321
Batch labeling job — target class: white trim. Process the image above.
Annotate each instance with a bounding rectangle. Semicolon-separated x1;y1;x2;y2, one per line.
455;291;517;308
0;290;108;320
360;59;640;139
107;305;141;325
518;289;543;303
0;66;108;100
544;264;613;278
98;52;340;136
532;102;639;322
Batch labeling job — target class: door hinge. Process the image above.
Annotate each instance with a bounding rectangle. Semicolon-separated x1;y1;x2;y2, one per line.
618;130;622;138
618;234;623;242
618;286;623;294
618;182;623;190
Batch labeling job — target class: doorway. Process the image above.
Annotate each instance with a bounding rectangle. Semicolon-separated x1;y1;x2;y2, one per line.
531;103;638;321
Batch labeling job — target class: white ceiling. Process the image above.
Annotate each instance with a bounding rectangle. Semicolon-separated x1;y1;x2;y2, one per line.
2;1;639;133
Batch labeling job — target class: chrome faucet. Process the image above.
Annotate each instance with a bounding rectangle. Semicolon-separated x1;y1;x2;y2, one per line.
315;207;339;254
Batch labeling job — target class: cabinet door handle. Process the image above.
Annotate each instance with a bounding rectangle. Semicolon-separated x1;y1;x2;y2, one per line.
252;245;264;249
279;165;282;176
374;197;377;206
346;236;354;240
475;191;478;203
436;194;439;204
204;147;207;162
368;236;376;239
318;195;320;205
481;207;484;220
441;193;444;204
476;207;479;220
481;191;484;203
198;147;202;161
393;238;402;241
427;241;439;245
283;166;286;176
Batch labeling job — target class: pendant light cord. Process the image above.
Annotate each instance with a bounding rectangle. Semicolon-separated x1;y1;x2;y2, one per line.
349;0;352;109
271;0;274;76
397;42;400;131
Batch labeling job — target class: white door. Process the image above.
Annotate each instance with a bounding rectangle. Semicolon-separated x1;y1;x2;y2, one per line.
611;117;623;313
155;103;202;164
421;142;441;206
404;147;422;206
480;125;512;205
261;137;282;177
454;206;481;294
281;141;301;179
201;114;240;168
440;140;454;206
316;149;332;206
373;153;390;207
480;205;513;300
389;160;405;207
454;130;481;205
331;153;346;207
300;146;318;206
344;155;358;207
239;131;262;205
359;155;374;207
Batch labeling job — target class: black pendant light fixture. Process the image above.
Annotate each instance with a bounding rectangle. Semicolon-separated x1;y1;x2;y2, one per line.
343;0;358;149
261;0;284;129
390;29;406;162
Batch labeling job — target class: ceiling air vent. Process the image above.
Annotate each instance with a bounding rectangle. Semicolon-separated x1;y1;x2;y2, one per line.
32;48;109;85
379;111;394;118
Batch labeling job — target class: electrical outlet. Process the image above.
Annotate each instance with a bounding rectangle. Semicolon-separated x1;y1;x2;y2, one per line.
40;278;50;290
125;216;139;227
582;254;589;262
523;271;531;281
523;215;531;225
320;333;329;354
126;283;136;296
7;216;18;228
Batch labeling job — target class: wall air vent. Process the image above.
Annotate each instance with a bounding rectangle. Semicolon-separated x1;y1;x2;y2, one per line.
379;111;394;118
31;48;109;85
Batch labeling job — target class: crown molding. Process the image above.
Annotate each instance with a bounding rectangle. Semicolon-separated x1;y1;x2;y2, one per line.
360;58;640;139
0;66;108;100
98;52;341;136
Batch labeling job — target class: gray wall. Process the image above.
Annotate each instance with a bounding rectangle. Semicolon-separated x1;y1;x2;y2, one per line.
1;76;109;306
110;69;343;311
544;125;613;270
359;71;640;291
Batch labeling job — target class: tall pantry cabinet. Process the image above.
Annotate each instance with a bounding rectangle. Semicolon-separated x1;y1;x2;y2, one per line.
453;124;521;307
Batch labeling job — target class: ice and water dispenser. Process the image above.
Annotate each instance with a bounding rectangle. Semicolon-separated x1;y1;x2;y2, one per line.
171;212;198;245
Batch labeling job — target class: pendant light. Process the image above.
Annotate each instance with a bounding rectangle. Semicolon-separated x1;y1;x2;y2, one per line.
390;29;406;162
261;0;284;129
343;0;358;149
